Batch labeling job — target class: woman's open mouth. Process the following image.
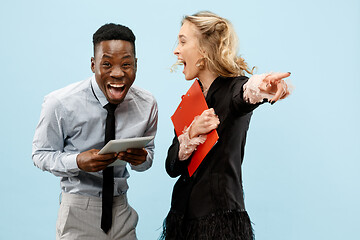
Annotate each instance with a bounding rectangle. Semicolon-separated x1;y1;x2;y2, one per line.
178;59;186;73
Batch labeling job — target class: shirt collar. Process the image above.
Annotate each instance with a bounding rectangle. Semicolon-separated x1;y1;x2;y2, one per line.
90;75;109;107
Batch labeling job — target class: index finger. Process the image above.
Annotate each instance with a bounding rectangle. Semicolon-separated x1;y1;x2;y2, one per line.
124;148;148;156
202;108;215;115
96;152;117;160
267;72;291;83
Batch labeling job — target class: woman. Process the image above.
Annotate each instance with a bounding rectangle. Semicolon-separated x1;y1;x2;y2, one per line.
161;11;291;240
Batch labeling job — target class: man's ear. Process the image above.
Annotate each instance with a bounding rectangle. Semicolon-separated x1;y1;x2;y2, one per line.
91;57;95;73
134;58;138;71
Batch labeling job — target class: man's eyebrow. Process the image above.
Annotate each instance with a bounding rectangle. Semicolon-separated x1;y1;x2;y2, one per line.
178;34;186;39
101;54;112;59
101;54;133;59
121;55;132;59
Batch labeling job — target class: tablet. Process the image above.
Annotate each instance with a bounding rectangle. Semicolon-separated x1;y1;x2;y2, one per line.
98;136;155;167
98;136;154;155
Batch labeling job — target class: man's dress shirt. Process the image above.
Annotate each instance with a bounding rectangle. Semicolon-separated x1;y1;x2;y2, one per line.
32;76;158;197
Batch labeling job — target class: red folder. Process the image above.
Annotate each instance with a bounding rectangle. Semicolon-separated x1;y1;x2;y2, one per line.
171;80;219;177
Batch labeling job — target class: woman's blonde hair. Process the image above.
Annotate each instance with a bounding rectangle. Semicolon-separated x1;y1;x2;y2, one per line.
183;11;254;76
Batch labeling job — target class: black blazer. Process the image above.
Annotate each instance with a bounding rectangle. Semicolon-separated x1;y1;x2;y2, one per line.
166;75;261;220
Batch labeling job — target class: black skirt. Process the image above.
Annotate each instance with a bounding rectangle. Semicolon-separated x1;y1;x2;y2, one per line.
160;209;254;240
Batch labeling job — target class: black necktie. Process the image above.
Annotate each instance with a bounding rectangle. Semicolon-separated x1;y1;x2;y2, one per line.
101;103;117;233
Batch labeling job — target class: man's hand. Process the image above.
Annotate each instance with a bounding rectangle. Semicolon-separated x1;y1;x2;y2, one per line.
76;149;117;172
118;148;148;166
259;72;291;104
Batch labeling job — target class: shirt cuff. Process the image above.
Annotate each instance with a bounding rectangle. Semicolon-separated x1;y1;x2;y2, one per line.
63;153;81;174
243;73;274;104
178;118;207;161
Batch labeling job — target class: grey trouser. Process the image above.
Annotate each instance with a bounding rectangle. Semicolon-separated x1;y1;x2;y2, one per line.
56;192;138;240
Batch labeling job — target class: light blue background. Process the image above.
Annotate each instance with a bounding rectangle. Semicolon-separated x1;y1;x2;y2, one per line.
1;0;359;239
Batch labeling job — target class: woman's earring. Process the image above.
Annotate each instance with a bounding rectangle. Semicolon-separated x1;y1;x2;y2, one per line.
196;58;205;70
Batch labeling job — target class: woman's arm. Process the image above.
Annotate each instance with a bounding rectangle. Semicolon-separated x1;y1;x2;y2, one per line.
231;73;292;115
166;108;219;177
165;133;189;178
243;72;292;104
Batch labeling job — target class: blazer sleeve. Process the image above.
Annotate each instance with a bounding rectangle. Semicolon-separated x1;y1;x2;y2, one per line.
165;131;190;178
230;76;264;116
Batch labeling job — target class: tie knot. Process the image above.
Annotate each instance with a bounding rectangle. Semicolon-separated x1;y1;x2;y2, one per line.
104;103;118;114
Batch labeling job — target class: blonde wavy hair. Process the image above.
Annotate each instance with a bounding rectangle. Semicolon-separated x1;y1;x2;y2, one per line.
182;11;254;76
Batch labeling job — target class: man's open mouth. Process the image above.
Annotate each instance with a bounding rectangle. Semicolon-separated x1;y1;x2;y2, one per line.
108;83;126;99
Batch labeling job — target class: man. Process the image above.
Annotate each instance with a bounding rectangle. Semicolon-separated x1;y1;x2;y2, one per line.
32;23;158;239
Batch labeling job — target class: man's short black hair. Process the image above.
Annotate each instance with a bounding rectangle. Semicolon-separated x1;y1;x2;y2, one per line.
93;23;136;55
